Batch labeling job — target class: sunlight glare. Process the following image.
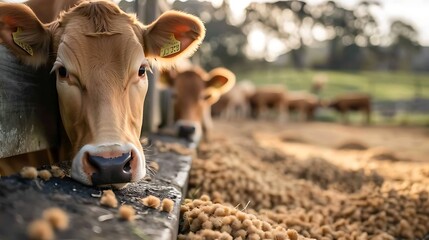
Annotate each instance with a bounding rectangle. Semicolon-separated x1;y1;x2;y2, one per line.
228;0;251;25
312;24;328;42
209;0;224;8
266;38;287;62
248;28;266;53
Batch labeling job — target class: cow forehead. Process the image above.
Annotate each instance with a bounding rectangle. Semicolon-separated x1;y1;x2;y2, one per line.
175;71;206;95
52;2;144;72
54;16;144;83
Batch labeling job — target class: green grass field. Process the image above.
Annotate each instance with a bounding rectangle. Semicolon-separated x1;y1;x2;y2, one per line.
235;68;429;126
235;68;429;101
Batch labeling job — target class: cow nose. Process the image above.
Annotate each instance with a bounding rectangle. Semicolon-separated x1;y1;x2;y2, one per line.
178;125;196;141
87;152;132;185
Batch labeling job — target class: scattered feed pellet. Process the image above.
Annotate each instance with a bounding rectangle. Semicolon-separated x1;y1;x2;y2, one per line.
160;198;175;213
100;190;118;208
42;207;69;231
50;166;66;178
118;205;136;221
140;195;161;209
154;140;193;155
27;219;54;240
20;166;38;180
38;170;52;181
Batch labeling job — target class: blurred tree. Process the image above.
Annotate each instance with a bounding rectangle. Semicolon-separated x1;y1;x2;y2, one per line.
170;0;421;72
243;0;384;70
244;1;315;68
388;20;421;70
172;1;247;69
316;0;382;69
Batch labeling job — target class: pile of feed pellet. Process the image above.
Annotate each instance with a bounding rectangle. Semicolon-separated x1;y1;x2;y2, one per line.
179;128;429;239
179;195;310;240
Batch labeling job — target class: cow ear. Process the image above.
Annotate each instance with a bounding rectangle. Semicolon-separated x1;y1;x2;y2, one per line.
205;68;236;95
0;3;51;67
143;10;205;67
203;88;221;105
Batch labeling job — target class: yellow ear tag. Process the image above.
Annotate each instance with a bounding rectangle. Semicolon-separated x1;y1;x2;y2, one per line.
160;34;181;57
12;27;33;56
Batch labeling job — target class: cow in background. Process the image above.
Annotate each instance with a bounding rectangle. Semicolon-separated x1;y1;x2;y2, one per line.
0;1;205;187
161;66;235;143
327;93;372;124
286;73;327;121
287;91;320;121
249;85;288;122
212;80;255;120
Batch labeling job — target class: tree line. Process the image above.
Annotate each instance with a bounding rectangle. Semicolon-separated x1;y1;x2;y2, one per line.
172;0;423;72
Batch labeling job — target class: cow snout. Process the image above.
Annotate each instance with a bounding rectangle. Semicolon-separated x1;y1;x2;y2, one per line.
178;125;196;141
175;120;202;143
86;152;132;185
71;143;145;187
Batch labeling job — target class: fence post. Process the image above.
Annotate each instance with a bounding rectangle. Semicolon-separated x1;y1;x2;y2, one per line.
0;46;59;159
136;0;162;135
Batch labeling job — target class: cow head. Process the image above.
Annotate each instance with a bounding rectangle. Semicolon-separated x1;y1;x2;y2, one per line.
162;67;235;143
0;1;205;187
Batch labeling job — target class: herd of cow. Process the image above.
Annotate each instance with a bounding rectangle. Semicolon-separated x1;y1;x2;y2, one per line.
160;60;372;146
211;81;372;124
0;0;371;188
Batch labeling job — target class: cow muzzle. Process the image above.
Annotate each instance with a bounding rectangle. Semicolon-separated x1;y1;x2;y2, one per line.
175;120;202;143
178;125;196;140
71;143;145;186
87;152;132;185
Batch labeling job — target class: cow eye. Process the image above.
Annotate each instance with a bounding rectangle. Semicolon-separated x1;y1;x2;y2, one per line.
138;66;146;77
58;67;68;78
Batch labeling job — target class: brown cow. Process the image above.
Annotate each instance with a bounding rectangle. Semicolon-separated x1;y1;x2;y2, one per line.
327;93;371;124
0;1;205;187
211;80;255;120
162;66;235;143
249;85;288;122
287;91;320;121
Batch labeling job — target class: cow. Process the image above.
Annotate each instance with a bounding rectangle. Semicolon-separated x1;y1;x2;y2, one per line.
327;93;371;124
211;80;255;120
249;85;288;122
0;0;205;187
287;91;320;121
161;66;235;143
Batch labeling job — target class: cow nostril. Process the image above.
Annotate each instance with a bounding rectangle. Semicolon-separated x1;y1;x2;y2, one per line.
86;152;100;171
123;156;131;173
